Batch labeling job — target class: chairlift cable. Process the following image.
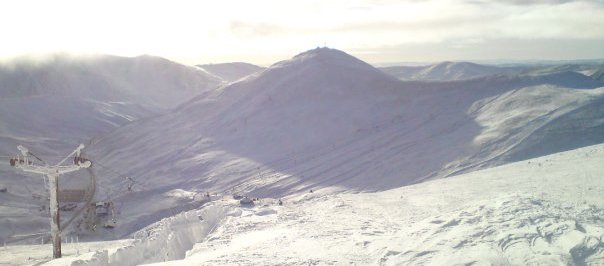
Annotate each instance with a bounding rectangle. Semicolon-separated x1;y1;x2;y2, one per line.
27;151;48;165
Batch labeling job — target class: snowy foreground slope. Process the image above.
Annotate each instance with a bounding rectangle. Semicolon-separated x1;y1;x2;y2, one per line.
2;143;602;265
161;145;604;266
153;145;604;266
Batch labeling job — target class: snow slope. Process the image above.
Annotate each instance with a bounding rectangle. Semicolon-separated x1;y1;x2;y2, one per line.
3;143;601;265
81;48;604;238
196;62;265;83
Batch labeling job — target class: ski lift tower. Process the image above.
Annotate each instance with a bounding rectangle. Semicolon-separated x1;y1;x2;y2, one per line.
11;144;91;259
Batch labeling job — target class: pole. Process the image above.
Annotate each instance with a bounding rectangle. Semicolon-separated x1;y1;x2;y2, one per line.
48;173;61;258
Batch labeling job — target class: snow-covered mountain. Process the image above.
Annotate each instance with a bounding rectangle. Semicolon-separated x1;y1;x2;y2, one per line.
379;61;604;82
0;54;222;244
522;63;604;77
1;54;222;107
379;61;522;81
75;48;604;239
196;62;264;82
0;54;222;151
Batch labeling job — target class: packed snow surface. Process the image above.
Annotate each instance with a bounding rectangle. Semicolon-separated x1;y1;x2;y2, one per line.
2;144;602;265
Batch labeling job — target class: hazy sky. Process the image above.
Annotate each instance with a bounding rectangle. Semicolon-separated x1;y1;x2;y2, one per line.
1;0;603;65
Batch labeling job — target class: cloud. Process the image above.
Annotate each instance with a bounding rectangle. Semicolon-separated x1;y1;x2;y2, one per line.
229;21;288;38
0;0;602;64
354;37;604;63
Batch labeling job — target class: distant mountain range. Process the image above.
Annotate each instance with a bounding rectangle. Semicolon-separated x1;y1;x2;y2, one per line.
379;61;604;81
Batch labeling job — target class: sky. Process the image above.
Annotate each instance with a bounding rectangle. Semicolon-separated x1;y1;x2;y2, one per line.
1;0;603;65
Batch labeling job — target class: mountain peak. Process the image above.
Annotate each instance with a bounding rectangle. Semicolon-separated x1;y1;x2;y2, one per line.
293;47;364;65
293;47;350;60
274;48;351;66
267;47;386;78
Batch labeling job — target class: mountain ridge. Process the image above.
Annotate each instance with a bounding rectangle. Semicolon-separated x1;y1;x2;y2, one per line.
196;62;264;82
